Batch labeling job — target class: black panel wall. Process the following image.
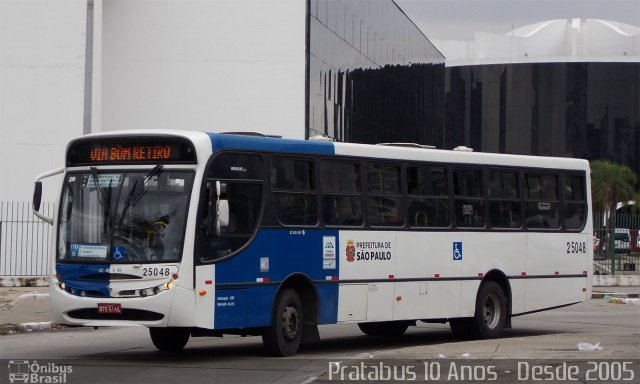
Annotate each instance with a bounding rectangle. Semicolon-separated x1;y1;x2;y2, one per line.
445;62;640;179
307;0;446;147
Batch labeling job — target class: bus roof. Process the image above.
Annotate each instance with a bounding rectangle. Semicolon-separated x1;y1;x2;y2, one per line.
72;130;589;171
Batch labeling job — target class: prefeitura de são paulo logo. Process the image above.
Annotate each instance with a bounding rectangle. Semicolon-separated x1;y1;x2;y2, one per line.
346;240;356;262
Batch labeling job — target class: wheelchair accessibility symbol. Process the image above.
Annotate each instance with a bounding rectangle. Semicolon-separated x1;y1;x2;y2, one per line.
112;246;125;261
453;242;463;261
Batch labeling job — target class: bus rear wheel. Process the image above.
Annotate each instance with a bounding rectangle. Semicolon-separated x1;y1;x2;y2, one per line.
262;289;303;356
475;281;506;338
149;327;190;352
450;281;507;339
358;321;409;337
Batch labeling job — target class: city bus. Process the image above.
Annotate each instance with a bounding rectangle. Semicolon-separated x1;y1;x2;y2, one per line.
33;130;592;356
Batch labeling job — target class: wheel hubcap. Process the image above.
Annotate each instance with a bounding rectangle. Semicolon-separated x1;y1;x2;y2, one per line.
483;293;501;329
281;305;299;341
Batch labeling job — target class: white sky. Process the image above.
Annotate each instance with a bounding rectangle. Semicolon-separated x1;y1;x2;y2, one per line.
394;0;640;40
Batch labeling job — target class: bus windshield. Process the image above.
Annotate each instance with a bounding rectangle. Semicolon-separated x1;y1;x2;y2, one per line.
58;169;194;263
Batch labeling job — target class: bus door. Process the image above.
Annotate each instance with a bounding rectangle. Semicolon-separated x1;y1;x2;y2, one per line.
194;152;264;329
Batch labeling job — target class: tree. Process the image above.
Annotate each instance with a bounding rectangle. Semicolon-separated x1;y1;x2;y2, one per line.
590;160;639;265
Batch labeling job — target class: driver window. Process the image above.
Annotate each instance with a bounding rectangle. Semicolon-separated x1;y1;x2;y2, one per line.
197;153;264;262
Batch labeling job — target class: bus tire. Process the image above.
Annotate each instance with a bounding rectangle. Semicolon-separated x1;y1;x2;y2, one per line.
449;318;474;340
473;281;506;339
149;327;190;352
262;289;303;356
357;321;409;337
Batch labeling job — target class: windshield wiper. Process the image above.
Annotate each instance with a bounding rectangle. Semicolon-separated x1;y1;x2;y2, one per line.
118;165;163;227
90;167;106;207
126;164;163;207
90;167;115;235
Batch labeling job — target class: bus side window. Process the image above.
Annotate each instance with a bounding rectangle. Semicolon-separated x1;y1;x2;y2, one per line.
366;163;403;227
407;165;449;228
488;170;521;229
198;152;265;262
453;168;485;228
270;157;318;226
321;160;363;227
563;174;586;230
524;173;560;229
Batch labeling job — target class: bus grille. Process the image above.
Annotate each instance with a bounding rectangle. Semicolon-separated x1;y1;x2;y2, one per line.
67;308;164;321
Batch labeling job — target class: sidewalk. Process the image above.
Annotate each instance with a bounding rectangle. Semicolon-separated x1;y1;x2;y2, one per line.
0;286;53;334
0;285;638;335
591;285;640;298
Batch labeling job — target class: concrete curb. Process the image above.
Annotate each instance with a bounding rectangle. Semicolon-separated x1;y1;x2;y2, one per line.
591;292;640;299
0;322;64;335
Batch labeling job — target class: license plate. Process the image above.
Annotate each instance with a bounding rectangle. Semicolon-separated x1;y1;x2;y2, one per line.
97;303;122;314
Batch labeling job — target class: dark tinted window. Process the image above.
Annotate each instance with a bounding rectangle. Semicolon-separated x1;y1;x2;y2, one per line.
525;174;558;200
321;161;361;193
407;166;447;196
524;173;560;229
367;163;401;194
563;174;586;230
488;170;521;229
270;157;318;226
210;153;263;179
454;168;484;228
366;163;403;227
271;157;314;191
454;169;483;197
488;171;519;199
198;152;264;262
407;165;449;228
321;160;363;226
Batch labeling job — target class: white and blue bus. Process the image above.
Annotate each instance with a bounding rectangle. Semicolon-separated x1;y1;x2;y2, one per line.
33;131;592;356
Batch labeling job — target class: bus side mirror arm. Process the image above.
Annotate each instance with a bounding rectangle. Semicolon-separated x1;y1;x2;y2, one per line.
32;167;64;225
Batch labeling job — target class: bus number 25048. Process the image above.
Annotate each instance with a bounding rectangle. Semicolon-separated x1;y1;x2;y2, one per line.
566;241;587;254
142;267;171;277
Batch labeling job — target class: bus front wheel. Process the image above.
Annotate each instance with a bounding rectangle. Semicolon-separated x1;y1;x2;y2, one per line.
262;289;303;356
149;327;190;352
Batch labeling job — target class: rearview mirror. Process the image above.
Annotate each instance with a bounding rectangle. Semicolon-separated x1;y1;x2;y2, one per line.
33;181;43;211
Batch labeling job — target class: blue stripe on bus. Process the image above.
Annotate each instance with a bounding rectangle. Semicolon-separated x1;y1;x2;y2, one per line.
208;133;335;155
214;228;339;329
56;263;112;298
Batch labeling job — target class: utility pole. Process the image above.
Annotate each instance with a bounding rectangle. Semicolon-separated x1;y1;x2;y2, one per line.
83;0;94;135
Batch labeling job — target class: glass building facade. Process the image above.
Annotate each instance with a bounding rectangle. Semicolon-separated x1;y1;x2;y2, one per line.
445;62;640;178
306;0;445;146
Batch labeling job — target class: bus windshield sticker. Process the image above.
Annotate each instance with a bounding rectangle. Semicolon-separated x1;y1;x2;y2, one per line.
85;174;122;188
260;257;269;273
538;202;551;211
70;243;109;259
453;242;463;261
323;236;337;269
111;246;125;261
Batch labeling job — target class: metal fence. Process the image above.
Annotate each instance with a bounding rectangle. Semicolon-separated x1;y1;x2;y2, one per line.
0;201;54;276
593;213;640;275
1;200;637;277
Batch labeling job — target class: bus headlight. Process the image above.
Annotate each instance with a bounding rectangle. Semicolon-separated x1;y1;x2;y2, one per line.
58;282;65;290
138;280;174;297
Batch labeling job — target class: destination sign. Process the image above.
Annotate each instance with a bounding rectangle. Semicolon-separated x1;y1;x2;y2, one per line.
67;137;196;165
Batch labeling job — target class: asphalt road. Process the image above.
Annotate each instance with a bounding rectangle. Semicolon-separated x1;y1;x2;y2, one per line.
1;299;638;384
